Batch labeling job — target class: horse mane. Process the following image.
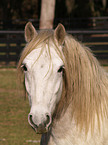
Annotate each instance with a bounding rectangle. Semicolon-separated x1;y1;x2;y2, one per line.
17;30;108;134
56;34;108;134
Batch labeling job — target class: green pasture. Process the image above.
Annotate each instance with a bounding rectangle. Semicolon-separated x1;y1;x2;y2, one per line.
0;67;108;145
0;69;41;145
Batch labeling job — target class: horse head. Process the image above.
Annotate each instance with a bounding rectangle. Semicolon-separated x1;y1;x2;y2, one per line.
20;22;66;133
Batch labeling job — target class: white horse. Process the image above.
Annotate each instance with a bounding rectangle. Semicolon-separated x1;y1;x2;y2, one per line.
18;22;108;145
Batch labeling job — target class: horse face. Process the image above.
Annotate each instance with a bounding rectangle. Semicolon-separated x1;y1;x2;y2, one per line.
22;44;64;133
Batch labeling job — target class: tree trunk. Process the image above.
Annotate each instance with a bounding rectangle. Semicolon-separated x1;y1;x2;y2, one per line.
102;0;106;9
39;0;56;29
65;0;75;14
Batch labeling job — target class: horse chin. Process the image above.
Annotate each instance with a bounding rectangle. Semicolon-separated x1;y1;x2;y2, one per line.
33;126;49;134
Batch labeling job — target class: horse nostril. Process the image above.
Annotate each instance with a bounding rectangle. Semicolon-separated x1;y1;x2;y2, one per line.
28;114;37;129
29;114;33;124
46;114;50;124
45;114;52;127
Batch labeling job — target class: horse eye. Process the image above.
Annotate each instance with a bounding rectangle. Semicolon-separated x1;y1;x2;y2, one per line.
58;65;64;73
21;64;27;71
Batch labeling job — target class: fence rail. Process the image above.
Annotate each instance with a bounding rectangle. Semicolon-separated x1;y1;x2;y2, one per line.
1;17;108;30
0;30;108;67
69;30;108;63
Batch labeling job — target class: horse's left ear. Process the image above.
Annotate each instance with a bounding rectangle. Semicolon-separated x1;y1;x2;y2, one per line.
25;22;38;42
54;24;66;45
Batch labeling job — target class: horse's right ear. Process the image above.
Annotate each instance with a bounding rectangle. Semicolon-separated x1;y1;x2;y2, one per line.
25;22;38;42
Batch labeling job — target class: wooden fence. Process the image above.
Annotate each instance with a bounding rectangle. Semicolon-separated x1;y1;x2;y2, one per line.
0;30;108;67
69;30;108;64
0;31;24;66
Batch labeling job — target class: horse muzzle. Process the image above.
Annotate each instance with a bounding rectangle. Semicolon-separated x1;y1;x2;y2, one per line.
28;113;52;134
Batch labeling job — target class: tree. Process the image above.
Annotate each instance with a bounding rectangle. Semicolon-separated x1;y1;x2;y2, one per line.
65;0;75;15
102;0;107;9
21;0;39;19
39;0;56;29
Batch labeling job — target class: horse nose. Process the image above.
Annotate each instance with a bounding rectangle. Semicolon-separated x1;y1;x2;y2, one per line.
28;113;52;133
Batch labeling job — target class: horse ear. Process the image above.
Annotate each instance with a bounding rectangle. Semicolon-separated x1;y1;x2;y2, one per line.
25;22;38;42
54;23;66;45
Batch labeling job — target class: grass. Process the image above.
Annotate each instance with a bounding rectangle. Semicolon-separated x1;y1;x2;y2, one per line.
0;69;41;145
